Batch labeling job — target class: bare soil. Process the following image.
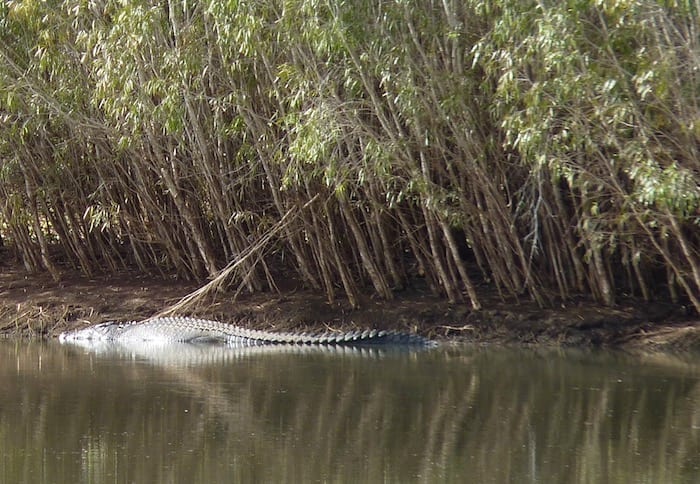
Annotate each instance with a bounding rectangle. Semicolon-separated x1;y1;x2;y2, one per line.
1;264;698;351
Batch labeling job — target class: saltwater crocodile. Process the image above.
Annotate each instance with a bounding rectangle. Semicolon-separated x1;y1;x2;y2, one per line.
58;316;434;347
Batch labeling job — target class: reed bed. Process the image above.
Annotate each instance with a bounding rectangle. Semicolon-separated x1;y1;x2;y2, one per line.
0;0;697;311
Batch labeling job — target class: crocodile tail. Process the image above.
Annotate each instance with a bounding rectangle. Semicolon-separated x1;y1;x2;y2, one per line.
238;328;434;346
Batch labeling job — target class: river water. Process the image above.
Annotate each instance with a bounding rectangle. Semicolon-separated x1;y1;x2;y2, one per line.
0;339;698;483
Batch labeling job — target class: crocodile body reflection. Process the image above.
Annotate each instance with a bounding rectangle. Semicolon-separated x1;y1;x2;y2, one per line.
60;335;428;365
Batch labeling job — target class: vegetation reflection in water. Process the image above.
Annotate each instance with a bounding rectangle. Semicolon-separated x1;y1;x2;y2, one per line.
0;340;699;483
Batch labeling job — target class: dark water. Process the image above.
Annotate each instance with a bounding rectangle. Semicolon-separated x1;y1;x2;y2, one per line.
0;339;698;483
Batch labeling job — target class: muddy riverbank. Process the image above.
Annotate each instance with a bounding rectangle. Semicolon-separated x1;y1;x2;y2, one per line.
1;265;698;351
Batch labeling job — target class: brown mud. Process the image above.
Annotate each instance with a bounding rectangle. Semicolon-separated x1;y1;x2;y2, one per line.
1;265;698;351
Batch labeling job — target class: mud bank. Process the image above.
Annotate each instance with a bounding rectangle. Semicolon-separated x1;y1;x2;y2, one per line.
1;266;698;351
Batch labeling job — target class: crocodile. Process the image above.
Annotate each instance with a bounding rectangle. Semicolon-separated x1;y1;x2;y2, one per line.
58;316;434;347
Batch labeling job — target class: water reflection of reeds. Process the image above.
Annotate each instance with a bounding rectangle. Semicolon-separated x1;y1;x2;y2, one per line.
1;341;698;483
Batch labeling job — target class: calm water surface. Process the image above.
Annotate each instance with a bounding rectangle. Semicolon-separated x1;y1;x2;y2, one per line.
0;339;698;483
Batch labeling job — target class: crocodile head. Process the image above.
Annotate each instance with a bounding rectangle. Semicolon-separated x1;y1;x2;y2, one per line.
58;321;135;342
